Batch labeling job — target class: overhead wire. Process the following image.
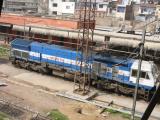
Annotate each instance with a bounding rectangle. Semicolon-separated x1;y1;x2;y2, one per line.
112;45;141;67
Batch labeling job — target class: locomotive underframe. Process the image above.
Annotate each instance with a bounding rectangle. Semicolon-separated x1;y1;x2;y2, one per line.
92;79;153;101
10;57;154;101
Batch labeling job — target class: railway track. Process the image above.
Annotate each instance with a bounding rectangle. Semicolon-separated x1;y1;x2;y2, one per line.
0;91;52;120
56;91;160;120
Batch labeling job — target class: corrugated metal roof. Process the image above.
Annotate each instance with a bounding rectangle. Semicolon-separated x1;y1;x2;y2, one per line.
11;38;32;46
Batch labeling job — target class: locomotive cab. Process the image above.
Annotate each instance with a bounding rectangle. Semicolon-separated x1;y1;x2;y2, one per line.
130;60;159;90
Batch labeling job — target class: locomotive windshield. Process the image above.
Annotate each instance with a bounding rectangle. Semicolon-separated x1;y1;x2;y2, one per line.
131;69;149;79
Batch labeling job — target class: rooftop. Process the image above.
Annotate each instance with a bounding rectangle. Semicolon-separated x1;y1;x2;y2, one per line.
0;13;79;29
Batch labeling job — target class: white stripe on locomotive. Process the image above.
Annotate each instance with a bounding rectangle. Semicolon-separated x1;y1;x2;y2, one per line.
30;51;40;57
12;49;132;77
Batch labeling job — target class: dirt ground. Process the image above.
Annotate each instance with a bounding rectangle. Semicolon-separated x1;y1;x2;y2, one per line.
0;58;159;120
0;79;128;120
0;59;130;120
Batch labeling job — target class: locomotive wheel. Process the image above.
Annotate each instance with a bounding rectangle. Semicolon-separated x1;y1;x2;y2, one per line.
15;60;22;68
47;69;53;75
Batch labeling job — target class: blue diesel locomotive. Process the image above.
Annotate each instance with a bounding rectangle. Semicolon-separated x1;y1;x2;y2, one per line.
9;38;159;101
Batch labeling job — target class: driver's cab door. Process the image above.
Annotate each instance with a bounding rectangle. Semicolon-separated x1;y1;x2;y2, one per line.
129;69;154;88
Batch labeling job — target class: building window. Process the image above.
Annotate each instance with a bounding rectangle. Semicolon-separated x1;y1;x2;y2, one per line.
52;11;57;15
53;3;57;7
66;6;70;9
99;4;103;8
117;6;125;13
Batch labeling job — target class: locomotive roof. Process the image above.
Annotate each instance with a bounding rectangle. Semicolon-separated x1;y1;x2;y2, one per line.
132;60;154;72
11;38;33;46
94;54;134;66
12;38;78;53
31;41;78;53
32;42;75;51
11;38;33;51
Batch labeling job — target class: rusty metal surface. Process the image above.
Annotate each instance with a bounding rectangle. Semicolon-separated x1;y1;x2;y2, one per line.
74;0;96;95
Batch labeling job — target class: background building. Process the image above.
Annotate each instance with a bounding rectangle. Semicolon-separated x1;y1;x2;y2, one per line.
3;0;38;13
38;0;49;15
96;2;109;12
48;0;76;16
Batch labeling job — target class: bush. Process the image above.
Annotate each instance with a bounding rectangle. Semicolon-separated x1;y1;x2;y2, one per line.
48;109;69;120
0;112;9;120
0;46;9;57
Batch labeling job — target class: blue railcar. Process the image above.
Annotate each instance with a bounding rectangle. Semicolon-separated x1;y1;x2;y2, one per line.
10;38;159;101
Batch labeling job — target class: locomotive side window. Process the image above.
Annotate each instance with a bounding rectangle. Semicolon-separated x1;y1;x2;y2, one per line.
10;49;14;56
93;62;101;75
131;69;137;77
22;52;29;58
100;63;107;74
107;67;112;72
14;50;21;57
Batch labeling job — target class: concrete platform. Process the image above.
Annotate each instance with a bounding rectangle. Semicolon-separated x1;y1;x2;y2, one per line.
0;72;8;78
0;80;7;86
56;90;97;102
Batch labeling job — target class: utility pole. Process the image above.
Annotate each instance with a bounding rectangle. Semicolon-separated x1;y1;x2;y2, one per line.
130;1;135;33
0;0;4;15
74;0;96;95
131;25;146;120
24;17;26;37
23;9;27;38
